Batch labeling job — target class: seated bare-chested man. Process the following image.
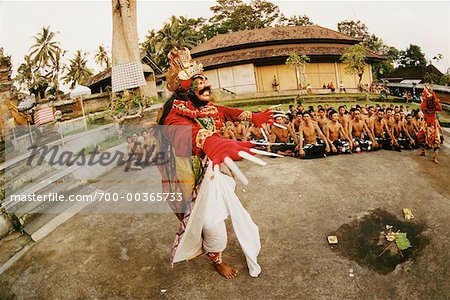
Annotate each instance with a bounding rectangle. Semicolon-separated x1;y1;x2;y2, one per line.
124;132;145;171
218;125;236;140
140;129;159;166
316;107;329;133
324;110;353;154
230;121;246;141
338;105;350;135
372;110;399;150
267;114;299;156
298;111;330;159
348;109;378;152
292;112;303;133
405;113;419;146
392;112;415;150
384;108;395;131
364;106;376;136
244;123;269;143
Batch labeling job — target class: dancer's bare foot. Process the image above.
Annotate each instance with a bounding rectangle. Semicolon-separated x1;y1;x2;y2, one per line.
433;156;439;164
213;262;238;279
418;149;426;156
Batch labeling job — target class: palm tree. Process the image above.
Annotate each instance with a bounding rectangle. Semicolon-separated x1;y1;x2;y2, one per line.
63;50;93;89
16;55;35;92
29;26;61;69
94;45;110;69
142;16;203;70
50;48;67;99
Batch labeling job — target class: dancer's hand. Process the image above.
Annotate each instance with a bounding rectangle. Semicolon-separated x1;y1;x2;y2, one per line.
203;134;278;185
203;134;254;166
252;109;275;128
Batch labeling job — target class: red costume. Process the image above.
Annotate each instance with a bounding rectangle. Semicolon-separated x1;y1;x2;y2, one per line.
417;86;442;150
158;47;273;277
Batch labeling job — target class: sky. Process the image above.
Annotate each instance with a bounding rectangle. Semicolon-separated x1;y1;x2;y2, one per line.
1;0;449;91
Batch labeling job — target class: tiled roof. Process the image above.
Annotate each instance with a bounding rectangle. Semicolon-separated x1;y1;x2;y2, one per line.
191;25;361;55
195;43;385;69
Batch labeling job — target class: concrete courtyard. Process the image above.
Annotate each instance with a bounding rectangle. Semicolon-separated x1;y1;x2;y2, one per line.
1;137;449;299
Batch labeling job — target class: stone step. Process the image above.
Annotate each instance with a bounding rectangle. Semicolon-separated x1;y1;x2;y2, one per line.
24;185;96;239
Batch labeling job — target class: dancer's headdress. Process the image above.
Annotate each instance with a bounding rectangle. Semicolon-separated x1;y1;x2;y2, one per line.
166;47;204;92
422;85;437;101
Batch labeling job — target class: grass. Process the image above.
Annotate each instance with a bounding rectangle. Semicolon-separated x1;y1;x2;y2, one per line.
64;116;112;137
79;135;124;155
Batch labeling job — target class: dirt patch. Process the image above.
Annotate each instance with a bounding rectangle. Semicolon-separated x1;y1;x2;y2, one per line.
329;209;429;274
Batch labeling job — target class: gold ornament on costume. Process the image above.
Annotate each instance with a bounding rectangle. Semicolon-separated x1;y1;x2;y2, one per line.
166;47;204;92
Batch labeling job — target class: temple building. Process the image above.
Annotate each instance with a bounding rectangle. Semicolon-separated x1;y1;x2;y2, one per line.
190;25;385;95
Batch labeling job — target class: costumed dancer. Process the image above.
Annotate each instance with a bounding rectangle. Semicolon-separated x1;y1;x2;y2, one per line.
157;47;276;279
417;86;443;164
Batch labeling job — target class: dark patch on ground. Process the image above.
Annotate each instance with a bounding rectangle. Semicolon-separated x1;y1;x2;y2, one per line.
329;209;430;274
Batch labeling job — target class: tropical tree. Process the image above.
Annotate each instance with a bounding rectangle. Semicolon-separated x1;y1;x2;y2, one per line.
15;55;50;100
285;52;310;90
371;47;400;80
94;45;110;69
141;16;205;70
210;0;281;32
29;26;61;69
337;20;369;39
16;55;35;92
50;48;67;98
63;50;93;89
340;44;367;91
397;44;427;67
279;14;314;26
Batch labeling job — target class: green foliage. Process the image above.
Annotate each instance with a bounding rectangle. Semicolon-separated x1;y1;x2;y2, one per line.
423;72;446;85
285;52;310;68
29;26;61;69
109;92;144;118
210;0;281;32
398;44;427;67
372;61;395;80
94;45;110;69
442;74;450;86
141;16;205;70
395;232;412;250
337;20;369;39
278;14;314;26
15;26;67;99
285;52;310;88
340;44;367;86
63;50;93;89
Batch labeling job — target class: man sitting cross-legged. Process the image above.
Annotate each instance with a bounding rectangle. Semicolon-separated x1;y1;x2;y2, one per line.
230;120;246;141
218;125;237;140
338;105;350;135
324;110;353;155
244;122;270;144
392;111;415;150
372;109;399;150
267;114;299;156
404;113;419;147
298;111;330;159
316;107;329;133
348;109;378;152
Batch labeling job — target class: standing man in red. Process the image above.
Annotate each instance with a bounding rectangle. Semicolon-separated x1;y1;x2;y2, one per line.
157;47;274;279
417;86;443;164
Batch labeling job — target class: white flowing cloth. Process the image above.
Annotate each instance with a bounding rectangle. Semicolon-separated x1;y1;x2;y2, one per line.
172;161;262;277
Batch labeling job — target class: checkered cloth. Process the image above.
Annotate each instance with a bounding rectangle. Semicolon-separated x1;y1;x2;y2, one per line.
34;107;55;125
112;60;146;92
